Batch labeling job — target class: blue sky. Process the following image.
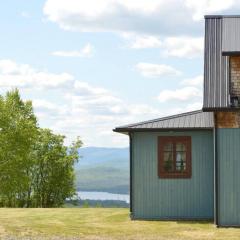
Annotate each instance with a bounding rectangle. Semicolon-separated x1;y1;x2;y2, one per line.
0;0;238;147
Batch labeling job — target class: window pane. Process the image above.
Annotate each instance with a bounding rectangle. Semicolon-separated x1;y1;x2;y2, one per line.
176;142;186;151
164;142;173;151
163;152;174;172
176;152;186;171
159;136;191;178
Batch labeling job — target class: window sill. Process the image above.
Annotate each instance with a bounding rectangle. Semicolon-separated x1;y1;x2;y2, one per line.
158;172;191;179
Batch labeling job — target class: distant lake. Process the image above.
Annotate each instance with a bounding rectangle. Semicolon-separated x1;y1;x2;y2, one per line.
77;191;129;203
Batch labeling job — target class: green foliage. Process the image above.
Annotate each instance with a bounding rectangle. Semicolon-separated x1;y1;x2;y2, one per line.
96;202;102;208
0;89;82;207
83;200;89;208
31;129;82;207
65;199;128;208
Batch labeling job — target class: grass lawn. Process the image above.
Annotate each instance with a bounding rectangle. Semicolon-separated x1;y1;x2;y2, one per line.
0;208;240;239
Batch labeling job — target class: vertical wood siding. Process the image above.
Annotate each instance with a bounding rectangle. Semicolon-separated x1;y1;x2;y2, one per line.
218;129;240;226
132;131;214;219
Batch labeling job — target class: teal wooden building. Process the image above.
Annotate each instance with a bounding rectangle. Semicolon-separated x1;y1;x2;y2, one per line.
114;15;240;227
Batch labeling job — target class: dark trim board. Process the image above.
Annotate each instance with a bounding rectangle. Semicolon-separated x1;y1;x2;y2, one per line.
129;133;133;214
202;107;240;112
205;15;240;19
213;114;219;226
114;128;213;133
222;51;240;56
217;225;240;228
131;216;214;221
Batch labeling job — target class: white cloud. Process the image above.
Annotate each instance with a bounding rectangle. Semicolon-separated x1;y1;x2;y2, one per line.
43;0;240;37
32;99;68;116
124;34;203;58
185;0;234;21
0;60;74;89
157;86;202;102
135;62;181;78
0;59;204;147
127;104;160;115
39;0;239;146
43;0;168;24
43;0;240;63
181;75;203;86
33;99;59;112
51;90;163;146
185;101;203;111
123;33;162;49
73;81;108;96
51;43;94;57
162;37;204;58
167;101;203;116
81;43;94;57
0;59;163;147
43;0;204;36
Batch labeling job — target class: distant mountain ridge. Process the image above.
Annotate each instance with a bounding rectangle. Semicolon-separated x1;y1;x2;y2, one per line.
75;147;129;194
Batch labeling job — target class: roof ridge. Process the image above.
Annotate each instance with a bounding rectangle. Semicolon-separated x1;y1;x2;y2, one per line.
116;110;203;128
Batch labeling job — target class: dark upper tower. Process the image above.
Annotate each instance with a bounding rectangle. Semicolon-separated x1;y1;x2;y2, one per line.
203;15;240;111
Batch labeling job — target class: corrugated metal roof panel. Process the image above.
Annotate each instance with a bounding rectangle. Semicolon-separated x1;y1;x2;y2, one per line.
114;110;214;132
222;17;240;53
203;17;230;110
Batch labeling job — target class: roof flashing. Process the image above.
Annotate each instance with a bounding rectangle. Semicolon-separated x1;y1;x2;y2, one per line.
205;15;240;19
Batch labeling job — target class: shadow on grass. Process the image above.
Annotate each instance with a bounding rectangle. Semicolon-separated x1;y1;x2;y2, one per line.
132;217;214;225
176;220;213;225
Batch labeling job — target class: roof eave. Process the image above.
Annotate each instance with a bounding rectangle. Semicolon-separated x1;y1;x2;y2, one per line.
112;128;129;135
113;127;213;133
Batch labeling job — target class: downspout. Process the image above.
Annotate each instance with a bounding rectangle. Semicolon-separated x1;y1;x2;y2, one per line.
129;132;133;218
214;112;219;226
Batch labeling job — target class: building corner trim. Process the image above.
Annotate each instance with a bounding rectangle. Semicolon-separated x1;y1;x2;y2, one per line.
214;113;219;226
129;133;133;215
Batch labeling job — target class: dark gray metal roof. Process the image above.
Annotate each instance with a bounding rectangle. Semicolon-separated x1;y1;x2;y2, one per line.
114;110;214;132
203;16;230;110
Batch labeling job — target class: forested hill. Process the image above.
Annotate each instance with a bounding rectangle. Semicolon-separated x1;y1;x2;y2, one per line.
75;147;129;169
75;147;129;194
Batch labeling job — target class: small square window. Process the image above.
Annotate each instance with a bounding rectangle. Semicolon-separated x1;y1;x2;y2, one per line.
158;136;191;178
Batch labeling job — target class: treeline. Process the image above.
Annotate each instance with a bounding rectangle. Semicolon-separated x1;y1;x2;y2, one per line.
0;89;82;207
66;199;129;208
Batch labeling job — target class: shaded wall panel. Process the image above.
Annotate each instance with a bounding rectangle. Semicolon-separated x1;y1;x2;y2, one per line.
222;17;240;53
218;129;240;226
132;131;214;219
